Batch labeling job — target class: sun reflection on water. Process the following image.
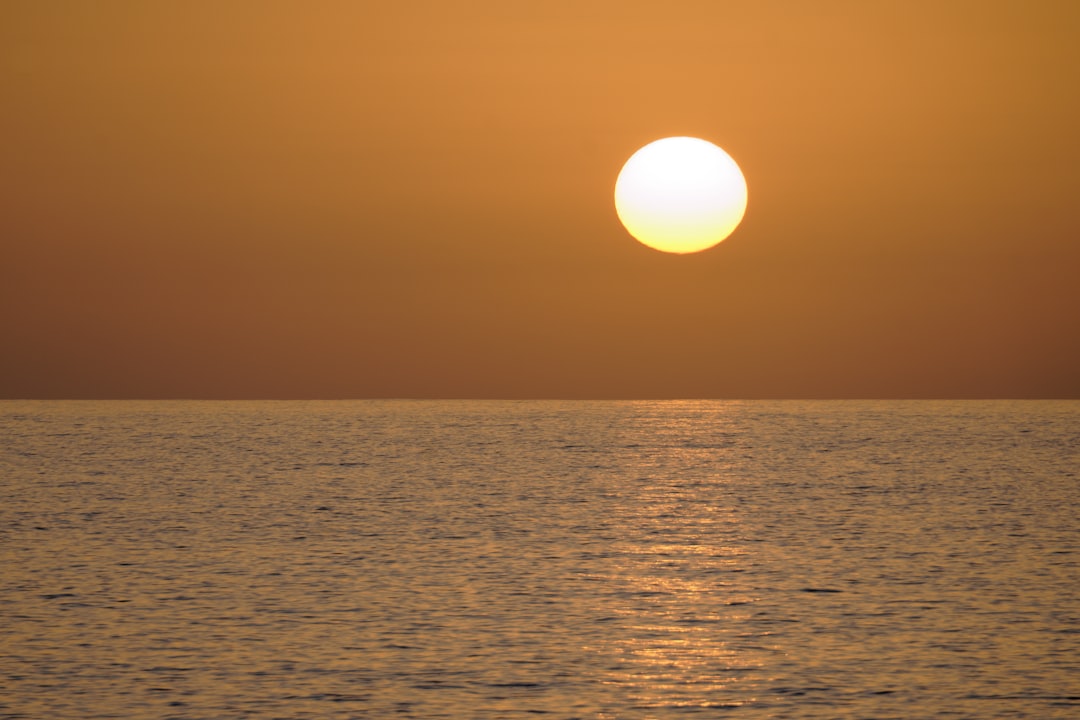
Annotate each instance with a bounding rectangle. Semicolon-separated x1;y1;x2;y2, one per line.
592;406;778;712
599;555;774;710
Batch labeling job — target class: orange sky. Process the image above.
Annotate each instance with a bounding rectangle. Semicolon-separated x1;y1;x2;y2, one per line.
2;1;1078;398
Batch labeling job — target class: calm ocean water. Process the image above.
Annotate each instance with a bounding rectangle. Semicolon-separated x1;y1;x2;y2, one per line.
1;400;1077;719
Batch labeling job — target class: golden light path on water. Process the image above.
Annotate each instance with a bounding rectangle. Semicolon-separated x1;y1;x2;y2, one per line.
587;408;770;711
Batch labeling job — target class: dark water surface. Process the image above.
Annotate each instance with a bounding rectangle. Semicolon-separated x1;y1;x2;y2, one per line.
2;400;1077;718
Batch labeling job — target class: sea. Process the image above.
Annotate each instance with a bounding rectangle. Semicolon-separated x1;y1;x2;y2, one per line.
1;400;1077;719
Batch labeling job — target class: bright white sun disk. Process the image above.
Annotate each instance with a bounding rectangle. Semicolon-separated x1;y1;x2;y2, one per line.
614;137;748;254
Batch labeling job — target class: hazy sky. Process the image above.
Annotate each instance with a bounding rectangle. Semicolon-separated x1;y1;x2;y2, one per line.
3;1;1078;398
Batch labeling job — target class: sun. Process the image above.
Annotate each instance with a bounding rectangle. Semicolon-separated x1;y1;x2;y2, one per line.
614;137;748;254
